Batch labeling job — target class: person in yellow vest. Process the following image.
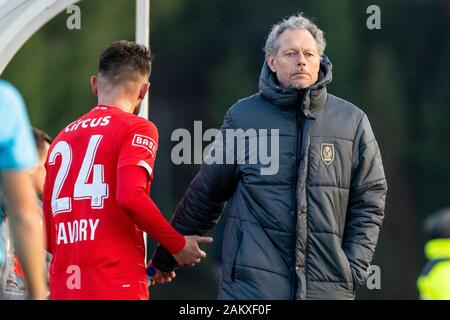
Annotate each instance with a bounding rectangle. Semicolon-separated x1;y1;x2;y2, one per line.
417;207;450;300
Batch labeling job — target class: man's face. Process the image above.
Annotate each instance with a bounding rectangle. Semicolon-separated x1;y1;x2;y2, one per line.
268;28;321;89
31;142;50;199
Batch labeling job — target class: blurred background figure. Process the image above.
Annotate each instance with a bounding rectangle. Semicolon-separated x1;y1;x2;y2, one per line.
30;128;53;202
417;208;450;300
0;80;47;300
4;128;53;299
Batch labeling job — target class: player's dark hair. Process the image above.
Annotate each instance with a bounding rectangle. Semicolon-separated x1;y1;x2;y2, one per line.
32;127;53;156
99;40;152;84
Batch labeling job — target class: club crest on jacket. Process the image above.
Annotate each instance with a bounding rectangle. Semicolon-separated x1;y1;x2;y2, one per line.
321;143;334;165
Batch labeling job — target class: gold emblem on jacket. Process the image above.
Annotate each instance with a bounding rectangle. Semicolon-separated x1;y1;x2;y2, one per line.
320;143;335;165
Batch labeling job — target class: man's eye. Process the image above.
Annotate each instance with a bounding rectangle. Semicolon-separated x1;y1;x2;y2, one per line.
286;52;295;57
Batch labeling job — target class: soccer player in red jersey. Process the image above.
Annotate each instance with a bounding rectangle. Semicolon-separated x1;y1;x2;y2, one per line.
42;40;212;300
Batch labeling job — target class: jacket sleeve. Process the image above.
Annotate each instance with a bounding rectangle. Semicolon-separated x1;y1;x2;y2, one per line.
152;109;240;271
343;113;387;288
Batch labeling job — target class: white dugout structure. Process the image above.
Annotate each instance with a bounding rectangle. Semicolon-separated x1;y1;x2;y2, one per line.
0;0;152;255
0;0;150;118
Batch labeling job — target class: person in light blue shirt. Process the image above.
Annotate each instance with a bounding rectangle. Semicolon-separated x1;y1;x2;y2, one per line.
0;79;47;299
0;79;38;170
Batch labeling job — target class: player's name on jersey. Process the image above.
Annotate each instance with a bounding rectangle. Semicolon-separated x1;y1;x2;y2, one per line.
56;218;100;245
65;116;111;133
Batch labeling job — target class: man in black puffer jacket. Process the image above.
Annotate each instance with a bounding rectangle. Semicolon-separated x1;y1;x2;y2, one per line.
152;13;387;300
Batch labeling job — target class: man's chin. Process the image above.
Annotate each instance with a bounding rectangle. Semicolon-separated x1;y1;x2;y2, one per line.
285;82;311;90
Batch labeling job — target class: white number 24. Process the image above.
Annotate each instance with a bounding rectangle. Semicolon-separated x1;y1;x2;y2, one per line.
48;135;109;215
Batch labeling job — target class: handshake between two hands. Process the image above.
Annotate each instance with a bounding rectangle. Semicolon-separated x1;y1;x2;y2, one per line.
147;235;213;286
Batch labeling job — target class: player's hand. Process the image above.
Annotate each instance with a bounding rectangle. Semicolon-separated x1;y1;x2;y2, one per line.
149;269;176;286
147;261;176;286
173;235;213;267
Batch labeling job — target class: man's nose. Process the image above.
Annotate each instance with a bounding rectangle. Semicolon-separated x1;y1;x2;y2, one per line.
297;52;307;65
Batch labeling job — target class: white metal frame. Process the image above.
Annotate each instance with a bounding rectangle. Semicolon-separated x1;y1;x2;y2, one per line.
0;0;150;119
0;0;82;75
135;0;150;258
135;0;150;120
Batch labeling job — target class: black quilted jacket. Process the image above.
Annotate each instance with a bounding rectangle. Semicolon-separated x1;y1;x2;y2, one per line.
152;56;387;300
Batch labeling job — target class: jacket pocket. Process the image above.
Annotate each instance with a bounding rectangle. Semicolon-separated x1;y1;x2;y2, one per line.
341;254;356;299
338;249;353;285
339;249;355;297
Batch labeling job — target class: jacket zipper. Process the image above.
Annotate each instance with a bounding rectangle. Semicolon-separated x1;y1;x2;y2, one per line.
292;107;305;299
299;113;310;300
297;92;312;299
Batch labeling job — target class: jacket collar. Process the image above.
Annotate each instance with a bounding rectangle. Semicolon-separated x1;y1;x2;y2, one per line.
425;238;450;260
258;55;332;114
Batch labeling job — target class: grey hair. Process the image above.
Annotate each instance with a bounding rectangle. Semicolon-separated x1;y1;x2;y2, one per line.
264;13;326;59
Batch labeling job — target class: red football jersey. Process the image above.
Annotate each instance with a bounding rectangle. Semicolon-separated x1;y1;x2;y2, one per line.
43;105;167;300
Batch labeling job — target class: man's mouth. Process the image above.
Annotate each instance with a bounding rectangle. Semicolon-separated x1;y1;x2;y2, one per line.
291;72;309;79
292;72;309;78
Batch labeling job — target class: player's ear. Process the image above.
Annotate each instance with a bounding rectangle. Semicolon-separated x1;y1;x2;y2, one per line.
90;75;98;96
138;83;149;100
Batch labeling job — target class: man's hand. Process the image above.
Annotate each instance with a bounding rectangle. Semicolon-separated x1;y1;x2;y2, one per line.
173;235;213;267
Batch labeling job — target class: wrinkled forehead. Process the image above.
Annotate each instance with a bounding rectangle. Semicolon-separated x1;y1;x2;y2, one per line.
275;28;319;52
